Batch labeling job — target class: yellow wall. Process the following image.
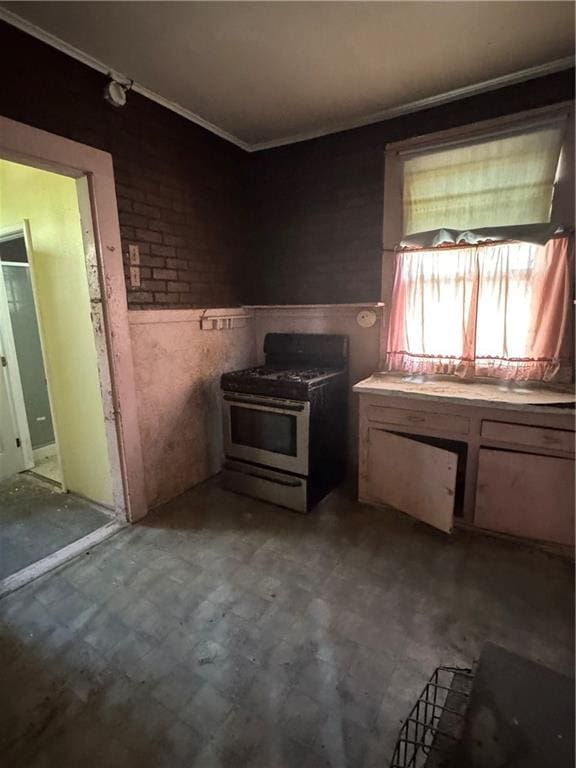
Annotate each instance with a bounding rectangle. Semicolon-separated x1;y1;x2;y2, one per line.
0;159;113;506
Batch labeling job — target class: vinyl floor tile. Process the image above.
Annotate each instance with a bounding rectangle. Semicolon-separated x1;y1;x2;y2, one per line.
0;479;573;767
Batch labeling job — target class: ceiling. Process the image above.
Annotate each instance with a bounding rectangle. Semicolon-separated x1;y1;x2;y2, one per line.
2;1;574;150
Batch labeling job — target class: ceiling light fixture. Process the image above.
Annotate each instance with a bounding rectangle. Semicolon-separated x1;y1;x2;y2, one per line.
104;75;133;108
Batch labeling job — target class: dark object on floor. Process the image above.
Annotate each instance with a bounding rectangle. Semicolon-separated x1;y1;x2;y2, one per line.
451;641;574;767
391;666;474;767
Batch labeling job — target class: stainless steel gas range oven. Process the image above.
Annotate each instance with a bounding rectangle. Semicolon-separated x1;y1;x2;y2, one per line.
221;333;348;512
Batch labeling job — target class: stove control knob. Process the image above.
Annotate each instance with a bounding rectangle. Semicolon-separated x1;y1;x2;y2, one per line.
356;309;377;328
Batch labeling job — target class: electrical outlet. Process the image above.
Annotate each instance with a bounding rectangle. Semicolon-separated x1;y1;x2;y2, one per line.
130;265;141;288
129;244;140;265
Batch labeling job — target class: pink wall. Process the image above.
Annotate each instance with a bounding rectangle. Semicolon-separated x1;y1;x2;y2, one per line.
129;308;256;509
129;303;384;511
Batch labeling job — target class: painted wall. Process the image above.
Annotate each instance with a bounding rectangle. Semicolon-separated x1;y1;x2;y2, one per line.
0;159;113;505
129;308;256;508
128;304;381;509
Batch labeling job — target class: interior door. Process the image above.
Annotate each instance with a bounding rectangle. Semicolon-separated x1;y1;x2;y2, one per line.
2;261;55;448
0;333;26;480
0;256;31;480
366;428;457;533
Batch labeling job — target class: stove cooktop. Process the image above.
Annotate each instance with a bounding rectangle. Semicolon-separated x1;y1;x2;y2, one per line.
221;333;349;400
221;365;346;399
228;365;337;383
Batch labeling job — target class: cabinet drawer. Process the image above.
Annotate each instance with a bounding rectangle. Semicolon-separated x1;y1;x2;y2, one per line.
481;420;574;454
367;405;469;435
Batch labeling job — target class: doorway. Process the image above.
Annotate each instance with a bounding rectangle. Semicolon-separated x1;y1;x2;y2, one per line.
0;158;122;582
0;115;147;594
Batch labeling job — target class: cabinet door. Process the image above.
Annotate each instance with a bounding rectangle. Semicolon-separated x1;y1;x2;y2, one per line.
366;428;457;533
475;449;575;546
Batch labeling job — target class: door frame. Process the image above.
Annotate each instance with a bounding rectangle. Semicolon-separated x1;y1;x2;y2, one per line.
0;115;147;521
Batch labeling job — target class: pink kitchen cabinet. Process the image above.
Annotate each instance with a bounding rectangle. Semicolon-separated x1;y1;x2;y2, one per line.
475;448;575;546
355;375;575;553
366;428;457;533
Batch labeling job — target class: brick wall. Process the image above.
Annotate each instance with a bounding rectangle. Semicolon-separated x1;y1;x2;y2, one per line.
251;69;575;306
0;20;249;309
1;21;573;309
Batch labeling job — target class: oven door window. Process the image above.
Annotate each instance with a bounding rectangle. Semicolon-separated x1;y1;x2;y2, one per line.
230;406;297;457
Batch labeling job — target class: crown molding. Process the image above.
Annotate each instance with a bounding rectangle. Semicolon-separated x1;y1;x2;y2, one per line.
250;56;575;151
1;6;573;154
0;6;251;151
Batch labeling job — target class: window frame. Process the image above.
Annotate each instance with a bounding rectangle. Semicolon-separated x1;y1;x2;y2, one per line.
381;102;575;305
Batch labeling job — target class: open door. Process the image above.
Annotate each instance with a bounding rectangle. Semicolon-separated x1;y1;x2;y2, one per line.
0;347;26;480
366;428;457;533
0;253;34;480
0;287;29;480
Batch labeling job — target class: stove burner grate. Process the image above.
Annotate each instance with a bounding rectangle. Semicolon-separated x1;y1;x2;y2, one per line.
226;366;335;383
275;368;329;382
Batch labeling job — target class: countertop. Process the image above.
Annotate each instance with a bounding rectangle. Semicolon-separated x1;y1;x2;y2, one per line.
353;373;576;413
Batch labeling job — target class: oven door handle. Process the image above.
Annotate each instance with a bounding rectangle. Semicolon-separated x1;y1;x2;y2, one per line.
224;462;304;487
223;395;305;412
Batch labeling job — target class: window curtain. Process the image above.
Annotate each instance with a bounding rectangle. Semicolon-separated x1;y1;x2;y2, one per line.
386;235;574;382
402;125;564;236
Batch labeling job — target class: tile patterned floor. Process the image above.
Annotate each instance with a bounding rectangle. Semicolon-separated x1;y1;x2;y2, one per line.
0;480;573;767
0;473;111;579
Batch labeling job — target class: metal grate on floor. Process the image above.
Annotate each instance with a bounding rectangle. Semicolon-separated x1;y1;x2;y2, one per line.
391;666;474;768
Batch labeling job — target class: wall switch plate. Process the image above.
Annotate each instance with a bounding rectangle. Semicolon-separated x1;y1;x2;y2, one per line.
130;265;141;288
129;244;140;265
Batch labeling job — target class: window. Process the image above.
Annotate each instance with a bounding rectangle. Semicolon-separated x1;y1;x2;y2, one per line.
384;110;574;383
402;125;565;235
386;236;573;382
